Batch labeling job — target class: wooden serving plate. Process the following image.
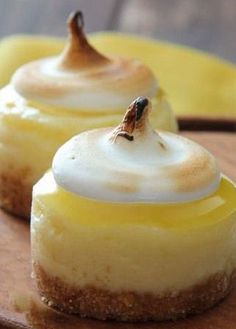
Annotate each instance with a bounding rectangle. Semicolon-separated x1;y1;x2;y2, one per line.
0;132;235;329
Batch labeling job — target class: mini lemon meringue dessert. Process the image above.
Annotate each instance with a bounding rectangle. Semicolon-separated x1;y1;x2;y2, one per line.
31;97;236;322
0;11;177;218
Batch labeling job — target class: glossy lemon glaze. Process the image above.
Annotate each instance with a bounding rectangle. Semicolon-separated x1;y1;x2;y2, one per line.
34;172;235;231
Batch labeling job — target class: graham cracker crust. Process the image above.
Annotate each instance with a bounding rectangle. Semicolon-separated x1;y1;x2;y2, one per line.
33;263;233;322
0;168;32;219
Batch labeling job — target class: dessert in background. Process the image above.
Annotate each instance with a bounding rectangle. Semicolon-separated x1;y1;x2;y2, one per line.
31;97;236;322
0;11;177;218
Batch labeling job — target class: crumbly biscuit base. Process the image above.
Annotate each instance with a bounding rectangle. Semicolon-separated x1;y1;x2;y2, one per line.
33;263;233;322
0;169;32;218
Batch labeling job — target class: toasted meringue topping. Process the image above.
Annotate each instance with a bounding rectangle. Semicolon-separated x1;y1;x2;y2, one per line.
52;97;220;203
11;11;157;112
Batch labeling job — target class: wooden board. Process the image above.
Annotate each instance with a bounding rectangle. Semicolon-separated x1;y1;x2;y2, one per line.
0;132;235;329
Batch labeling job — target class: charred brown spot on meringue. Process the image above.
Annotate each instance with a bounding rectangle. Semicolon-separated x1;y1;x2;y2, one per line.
110;97;151;143
57;11;110;71
169;149;218;193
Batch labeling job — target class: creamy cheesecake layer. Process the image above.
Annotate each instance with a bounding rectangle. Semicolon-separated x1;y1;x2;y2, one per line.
31;172;236;294
0;85;176;183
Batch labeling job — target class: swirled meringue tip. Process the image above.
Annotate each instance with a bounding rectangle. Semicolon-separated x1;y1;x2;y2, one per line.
11;11;157;111
52;97;221;203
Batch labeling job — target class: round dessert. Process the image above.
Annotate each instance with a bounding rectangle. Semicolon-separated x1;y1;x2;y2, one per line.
31;97;236;322
0;11;177;219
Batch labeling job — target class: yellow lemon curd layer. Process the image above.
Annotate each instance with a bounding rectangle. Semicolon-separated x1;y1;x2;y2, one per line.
31;172;236;294
0;86;176;184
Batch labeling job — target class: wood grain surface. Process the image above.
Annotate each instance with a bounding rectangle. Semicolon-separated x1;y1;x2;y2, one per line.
0;131;235;329
0;0;236;63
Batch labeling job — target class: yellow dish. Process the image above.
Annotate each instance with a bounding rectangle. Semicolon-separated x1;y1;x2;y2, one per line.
1;33;236;118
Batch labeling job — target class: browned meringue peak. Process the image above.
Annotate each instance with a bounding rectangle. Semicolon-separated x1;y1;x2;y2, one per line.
53;97;220;203
11;12;157;111
57;11;110;70
109;96;164;147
